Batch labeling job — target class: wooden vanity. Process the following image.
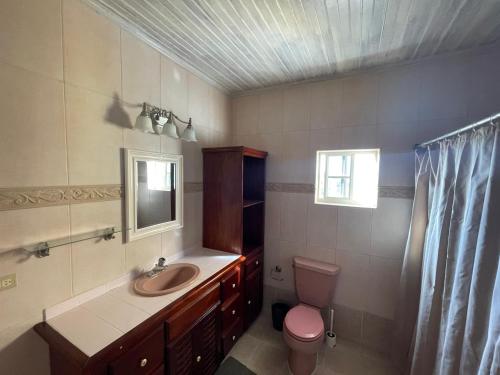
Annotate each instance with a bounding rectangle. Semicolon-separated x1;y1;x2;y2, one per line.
35;255;245;375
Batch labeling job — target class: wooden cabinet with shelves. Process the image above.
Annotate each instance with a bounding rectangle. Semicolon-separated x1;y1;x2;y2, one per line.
202;146;267;337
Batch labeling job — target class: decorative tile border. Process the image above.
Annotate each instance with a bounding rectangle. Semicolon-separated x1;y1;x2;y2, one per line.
266;183;414;199
0;181;412;211
0;182;204;211
379;186;415;199
0;185;123;211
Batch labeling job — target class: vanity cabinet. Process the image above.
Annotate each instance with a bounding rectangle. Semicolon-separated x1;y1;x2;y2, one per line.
166;304;219;375
35;258;244;375
244;248;264;329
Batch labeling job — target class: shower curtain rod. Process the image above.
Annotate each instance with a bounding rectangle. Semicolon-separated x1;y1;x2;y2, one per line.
415;112;500;149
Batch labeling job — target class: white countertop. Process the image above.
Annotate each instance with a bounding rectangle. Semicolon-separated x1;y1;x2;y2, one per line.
46;248;240;357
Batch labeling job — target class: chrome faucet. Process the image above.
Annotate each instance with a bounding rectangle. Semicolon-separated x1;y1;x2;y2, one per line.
147;257;167;277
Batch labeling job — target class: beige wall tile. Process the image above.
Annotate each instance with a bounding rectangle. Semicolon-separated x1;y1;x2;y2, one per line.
234;95;259;135
181;192;202;249
283;85;310;132
70;201;125;295
280;193;308;245
337;207;373;253
379;151;414;187
332;304;363;342
418;57;468;121
378;66;420;124
161;57;188;120
161;229;183;258
265;192;282;240
281;131;312;183
188;73;212;129
0;206;70;254
259;89;284;134
0;0;63;80
63;0;121;97
65;85;124;185
0;244;72;332
341;125;379;149
333;250;369;311
365;257;402;319
121;31;161;106
362;312;394;355
0;63;67;187
307;199;338;249
371;198;412;259
309;80;342;130
341;74;379;127
125;234;162;272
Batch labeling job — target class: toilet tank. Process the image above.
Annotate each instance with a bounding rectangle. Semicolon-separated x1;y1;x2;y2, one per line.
294;256;340;308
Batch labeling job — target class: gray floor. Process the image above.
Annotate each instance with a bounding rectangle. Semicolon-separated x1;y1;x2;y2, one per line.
228;311;400;375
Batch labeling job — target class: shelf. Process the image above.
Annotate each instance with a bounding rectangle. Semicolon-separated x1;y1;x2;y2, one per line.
243;200;264;208
22;227;126;258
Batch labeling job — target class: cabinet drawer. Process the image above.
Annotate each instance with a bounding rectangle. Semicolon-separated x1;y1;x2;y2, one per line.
220;267;241;301
245;250;263;275
166;283;220;341
221;293;242;332
109;326;164;375
221;318;244;357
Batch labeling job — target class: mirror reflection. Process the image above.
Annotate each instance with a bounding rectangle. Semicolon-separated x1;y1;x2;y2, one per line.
137;160;176;229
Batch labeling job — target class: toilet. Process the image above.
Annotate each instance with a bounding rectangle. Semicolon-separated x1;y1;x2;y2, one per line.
283;256;340;375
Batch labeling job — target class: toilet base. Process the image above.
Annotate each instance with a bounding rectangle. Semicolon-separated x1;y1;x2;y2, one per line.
287;348;317;375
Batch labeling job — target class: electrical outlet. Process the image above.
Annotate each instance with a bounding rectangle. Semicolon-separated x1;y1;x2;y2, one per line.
0;274;16;291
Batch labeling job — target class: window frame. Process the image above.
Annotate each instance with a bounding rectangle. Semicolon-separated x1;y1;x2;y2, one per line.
314;148;380;208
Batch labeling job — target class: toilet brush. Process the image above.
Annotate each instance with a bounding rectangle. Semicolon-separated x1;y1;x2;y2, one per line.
325;307;336;348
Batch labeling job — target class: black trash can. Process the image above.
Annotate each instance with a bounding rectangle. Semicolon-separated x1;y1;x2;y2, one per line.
272;302;290;331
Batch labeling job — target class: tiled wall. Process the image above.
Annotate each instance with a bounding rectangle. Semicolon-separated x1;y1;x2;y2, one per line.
231;45;500;353
0;0;230;373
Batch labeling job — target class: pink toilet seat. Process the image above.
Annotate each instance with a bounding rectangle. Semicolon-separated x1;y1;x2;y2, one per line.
284;304;324;342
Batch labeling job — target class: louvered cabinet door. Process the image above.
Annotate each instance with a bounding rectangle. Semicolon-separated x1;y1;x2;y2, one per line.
193;306;220;375
166;330;193;375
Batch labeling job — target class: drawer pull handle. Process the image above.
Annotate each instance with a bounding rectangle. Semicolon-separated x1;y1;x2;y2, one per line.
140;358;148;367
232;309;236;315
248;300;252;305
232;283;236;288
255;260;259;265
196;355;201;363
232;335;236;341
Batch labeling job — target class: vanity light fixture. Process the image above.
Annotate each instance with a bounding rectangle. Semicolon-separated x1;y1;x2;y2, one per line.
135;102;198;142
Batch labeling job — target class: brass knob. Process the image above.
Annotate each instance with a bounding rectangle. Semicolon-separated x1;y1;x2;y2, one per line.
232;309;236;315
232;335;236;341
232;283;236;288
196;355;201;363
248;300;251;305
140;358;148;367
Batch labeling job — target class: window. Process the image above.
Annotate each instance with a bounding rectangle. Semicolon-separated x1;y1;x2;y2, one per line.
315;149;380;208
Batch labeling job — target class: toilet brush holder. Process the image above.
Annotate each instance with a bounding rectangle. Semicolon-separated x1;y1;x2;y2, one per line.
326;331;336;348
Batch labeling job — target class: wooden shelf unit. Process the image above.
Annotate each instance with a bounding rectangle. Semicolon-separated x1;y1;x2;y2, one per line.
202;146;267;330
202;146;267;256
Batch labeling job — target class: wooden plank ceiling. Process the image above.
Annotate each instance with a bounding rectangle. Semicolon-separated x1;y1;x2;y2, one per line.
84;0;500;93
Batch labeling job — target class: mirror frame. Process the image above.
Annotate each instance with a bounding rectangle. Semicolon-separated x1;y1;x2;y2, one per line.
125;149;183;242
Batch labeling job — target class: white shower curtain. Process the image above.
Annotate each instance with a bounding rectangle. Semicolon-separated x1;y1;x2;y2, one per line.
393;124;500;375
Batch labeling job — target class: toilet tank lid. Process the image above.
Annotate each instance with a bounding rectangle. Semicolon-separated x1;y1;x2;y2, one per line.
293;256;340;276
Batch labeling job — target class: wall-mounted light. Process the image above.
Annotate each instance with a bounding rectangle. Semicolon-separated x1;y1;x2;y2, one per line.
134;102;197;142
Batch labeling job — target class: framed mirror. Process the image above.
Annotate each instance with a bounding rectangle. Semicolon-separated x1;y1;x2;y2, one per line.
125;149;183;242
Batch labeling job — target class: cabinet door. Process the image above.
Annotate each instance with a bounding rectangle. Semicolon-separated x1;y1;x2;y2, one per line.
244;268;263;329
193;306;219;375
166;330;193;375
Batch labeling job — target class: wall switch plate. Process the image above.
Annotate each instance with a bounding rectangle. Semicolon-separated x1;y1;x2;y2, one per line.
0;274;17;291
